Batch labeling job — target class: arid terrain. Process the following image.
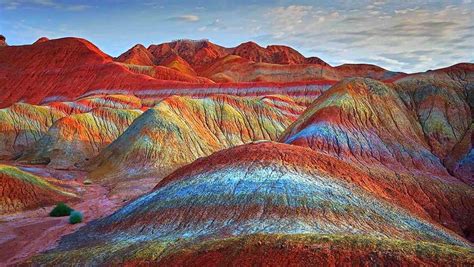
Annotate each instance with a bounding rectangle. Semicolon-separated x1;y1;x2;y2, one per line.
0;36;472;266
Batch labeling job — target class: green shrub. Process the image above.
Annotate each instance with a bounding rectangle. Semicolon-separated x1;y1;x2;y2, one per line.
49;202;73;217
69;211;83;224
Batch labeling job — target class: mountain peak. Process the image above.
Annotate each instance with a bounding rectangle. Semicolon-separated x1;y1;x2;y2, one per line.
34;37;50;44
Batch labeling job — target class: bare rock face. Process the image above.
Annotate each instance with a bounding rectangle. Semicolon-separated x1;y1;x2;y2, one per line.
33;142;471;265
86;95;305;196
0;164;76;214
0;35;7;46
33;37;49;44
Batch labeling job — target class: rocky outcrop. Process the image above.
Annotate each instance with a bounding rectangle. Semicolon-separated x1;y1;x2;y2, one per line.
148;39;229;72
0;164;76;214
0;35;7;46
33;142;470;264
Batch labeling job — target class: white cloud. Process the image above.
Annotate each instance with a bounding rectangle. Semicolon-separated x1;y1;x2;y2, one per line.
1;0;90;11
260;3;474;72
168;14;200;22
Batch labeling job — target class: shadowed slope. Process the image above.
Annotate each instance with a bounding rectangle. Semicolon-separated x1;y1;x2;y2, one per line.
0;164;77;214
444;124;473;184
394;63;473;184
0;103;69;160
87;95;304;196
0;95;144;161
21;107;143;169
34;142;470;264
281;77;474;240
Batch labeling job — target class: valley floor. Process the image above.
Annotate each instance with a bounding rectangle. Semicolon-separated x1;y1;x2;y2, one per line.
0;162;122;265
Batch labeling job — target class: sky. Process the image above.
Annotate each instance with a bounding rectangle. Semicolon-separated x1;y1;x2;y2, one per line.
0;0;472;72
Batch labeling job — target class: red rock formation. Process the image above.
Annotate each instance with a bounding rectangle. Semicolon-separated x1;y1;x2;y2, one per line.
33;37;50;44
0;37;201;108
0;36;415;108
148;39;229;72
232;42;310;65
0;35;7;46
115;44;156;66
334;63;403;80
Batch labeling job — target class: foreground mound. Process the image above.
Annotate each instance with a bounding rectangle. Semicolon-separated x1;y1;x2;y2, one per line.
150;234;474;266
0;164;76;214
87;95;304;196
35;142;469;264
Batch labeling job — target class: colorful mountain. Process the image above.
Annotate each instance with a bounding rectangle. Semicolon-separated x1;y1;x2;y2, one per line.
0;35;473;265
86;95;304;197
0;103;69;160
280;77;446;174
0;164;77;214
0;37;194;108
34;142;471;264
280;77;474;240
393;63;473;184
20;107;143;169
0;95;144;162
150;234;474;266
0;36;408;108
115;44;156;66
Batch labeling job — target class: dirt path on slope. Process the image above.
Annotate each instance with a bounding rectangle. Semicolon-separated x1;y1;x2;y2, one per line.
0;164;123;266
